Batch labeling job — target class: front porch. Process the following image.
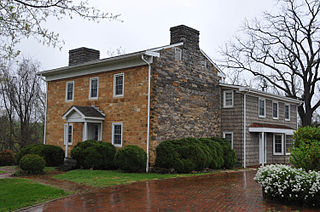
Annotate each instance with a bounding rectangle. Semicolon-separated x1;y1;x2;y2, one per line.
62;106;105;157
248;123;294;166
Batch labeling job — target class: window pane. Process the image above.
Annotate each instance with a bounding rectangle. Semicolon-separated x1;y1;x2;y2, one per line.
224;133;232;147
275;135;282;153
285;105;290;120
286;135;293;153
67;83;73;100
115;75;123;95
273;102;278;118
259;99;265;116
113;125;122;145
68;125;72;144
225;91;233;106
91;79;98;97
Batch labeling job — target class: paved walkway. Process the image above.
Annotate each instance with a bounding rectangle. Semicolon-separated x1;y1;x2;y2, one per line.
29;170;318;212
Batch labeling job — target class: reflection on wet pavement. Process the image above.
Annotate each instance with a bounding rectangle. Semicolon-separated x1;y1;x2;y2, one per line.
29;170;318;212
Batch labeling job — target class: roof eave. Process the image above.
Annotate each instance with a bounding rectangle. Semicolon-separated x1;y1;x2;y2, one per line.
220;83;302;105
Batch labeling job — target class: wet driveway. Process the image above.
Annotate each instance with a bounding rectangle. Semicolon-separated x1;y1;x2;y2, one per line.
34;170;318;212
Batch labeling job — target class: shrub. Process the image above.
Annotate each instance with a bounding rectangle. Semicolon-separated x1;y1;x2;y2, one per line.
0;150;15;166
16;144;64;166
290;126;320;171
199;138;224;169
155;138;213;173
211;137;237;169
114;145;147;172
19;154;45;174
254;164;320;208
71;140;116;169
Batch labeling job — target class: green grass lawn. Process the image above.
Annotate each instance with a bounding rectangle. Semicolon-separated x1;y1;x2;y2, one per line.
0;178;70;211
54;169;211;187
0;170;5;174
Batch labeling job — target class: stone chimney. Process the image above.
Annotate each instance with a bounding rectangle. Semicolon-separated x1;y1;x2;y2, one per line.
170;25;200;50
68;47;100;66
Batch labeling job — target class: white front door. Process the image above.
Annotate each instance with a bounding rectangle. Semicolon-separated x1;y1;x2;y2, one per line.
259;133;267;165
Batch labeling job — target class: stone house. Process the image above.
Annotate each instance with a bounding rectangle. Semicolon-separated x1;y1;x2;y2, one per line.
38;25;300;169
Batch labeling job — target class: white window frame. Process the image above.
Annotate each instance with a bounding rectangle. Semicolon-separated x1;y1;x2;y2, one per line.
223;131;234;149
112;122;123;147
64;123;73;145
113;73;124;97
258;98;266;118
223;90;234;108
273;134;284;155
175;48;182;60
89;77;99;100
272;101;279;119
285;134;293;156
285;104;290;121
65;81;74;102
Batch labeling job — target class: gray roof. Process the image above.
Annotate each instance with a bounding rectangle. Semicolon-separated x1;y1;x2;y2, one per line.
63;106;105;118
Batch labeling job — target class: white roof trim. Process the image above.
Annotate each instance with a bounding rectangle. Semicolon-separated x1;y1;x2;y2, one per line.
200;49;224;75
62;106;85;120
220;83;301;104
248;127;295;135
62;106;105;122
37;43;184;81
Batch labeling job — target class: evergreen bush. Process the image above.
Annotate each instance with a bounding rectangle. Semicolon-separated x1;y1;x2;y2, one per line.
114;145;147;172
19;154;45;174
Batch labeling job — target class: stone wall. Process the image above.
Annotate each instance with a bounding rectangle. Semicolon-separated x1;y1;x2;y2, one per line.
46;65;149;154
149;45;221;162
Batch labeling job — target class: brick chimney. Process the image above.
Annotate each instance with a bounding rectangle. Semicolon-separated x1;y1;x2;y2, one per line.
68;47;100;66
170;25;200;50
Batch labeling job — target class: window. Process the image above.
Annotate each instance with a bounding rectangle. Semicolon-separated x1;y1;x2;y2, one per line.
272;101;278;119
89;77;99;99
223;90;234;108
200;60;207;68
223;132;233;149
113;73;124;97
285;135;293;155
285;104;290;121
258;98;266;118
65;81;74;101
175;48;182;60
112;123;123;147
273;134;284;155
64;124;73;145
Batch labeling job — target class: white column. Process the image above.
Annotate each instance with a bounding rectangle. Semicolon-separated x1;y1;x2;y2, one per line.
65;122;69;158
83;122;88;141
262;132;265;167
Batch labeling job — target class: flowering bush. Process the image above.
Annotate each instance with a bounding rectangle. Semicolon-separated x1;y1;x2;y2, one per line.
254;164;320;207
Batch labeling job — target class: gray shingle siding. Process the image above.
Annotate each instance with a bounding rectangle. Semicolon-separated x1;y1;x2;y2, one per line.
221;87;298;167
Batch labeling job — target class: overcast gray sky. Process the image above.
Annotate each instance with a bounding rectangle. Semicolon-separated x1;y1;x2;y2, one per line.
16;0;278;70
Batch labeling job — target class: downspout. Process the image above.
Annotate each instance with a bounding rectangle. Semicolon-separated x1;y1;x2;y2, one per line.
141;55;152;173
240;87;250;168
243;93;247;168
40;74;48;145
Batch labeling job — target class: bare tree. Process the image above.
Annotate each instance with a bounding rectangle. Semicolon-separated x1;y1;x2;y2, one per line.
0;0;120;58
0;58;44;149
221;0;320;126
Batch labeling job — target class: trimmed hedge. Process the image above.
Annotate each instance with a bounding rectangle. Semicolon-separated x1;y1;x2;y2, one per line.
19;154;45;174
0;150;15;166
155;137;236;173
114;145;147;172
211;137;237;169
71;140;116;169
290;126;320;171
16;144;64;166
